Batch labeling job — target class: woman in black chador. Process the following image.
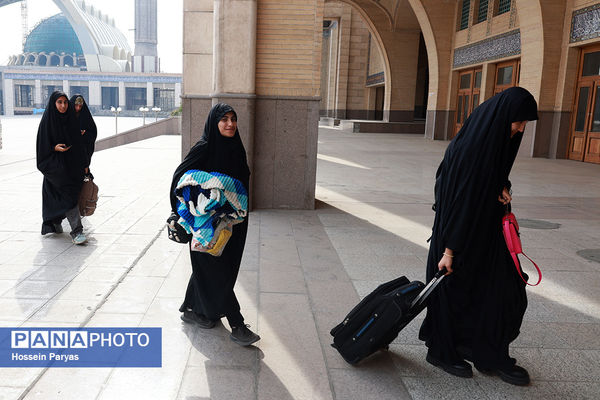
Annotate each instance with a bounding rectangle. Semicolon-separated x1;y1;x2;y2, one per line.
70;94;97;174
36;91;88;244
170;103;260;347
419;87;538;385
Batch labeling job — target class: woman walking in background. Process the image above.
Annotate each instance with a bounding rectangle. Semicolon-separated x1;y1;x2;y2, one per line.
70;94;97;174
36;91;88;244
419;87;539;385
170;103;260;347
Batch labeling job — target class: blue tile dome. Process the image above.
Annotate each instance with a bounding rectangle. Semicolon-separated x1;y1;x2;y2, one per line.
24;14;83;55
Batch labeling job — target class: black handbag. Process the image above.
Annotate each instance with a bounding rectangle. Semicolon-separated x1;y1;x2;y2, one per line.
166;212;192;244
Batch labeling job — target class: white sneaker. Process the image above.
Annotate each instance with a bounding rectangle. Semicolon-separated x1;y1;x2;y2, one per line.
72;233;87;245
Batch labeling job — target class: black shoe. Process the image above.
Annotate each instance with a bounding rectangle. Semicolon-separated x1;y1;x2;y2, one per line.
53;223;63;234
426;352;473;378
230;324;260;346
477;364;530;386
180;311;216;329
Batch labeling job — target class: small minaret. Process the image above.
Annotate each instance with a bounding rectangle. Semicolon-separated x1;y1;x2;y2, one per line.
133;0;159;72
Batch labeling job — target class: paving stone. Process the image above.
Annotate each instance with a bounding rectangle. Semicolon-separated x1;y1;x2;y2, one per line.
2;123;600;400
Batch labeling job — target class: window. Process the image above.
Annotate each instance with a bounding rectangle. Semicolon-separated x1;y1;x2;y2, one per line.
101;87;118;110
496;0;511;16
70;86;89;101
477;0;489;23
153;88;175;111
493;60;520;94
582;51;600;77
125;87;146;110
474;70;482;88
496;66;513;85
459;0;470;30
43;85;62;106
14;85;34;108
460;74;471;89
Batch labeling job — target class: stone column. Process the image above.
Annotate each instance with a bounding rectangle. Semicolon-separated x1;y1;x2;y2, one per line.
89;81;101;113
212;0;257;192
253;0;323;209
63;80;70;97
34;79;42;108
3;78;14;116
174;82;182;107
183;0;323;209
146;81;154;107
181;0;214;156
118;81;126;108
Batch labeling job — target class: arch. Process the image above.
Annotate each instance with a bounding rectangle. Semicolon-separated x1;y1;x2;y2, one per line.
63;54;74;66
325;0;394;119
49;54;61;66
18;54;25;64
405;0;440;109
25;53;36;65
38;53;48;66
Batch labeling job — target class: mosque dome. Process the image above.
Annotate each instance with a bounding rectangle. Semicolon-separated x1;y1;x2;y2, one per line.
24;14;83;56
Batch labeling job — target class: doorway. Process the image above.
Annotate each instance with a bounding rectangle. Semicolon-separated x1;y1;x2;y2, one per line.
569;46;600;164
453;67;482;138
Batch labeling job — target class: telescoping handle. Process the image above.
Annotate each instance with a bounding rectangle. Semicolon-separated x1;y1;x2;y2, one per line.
410;268;447;310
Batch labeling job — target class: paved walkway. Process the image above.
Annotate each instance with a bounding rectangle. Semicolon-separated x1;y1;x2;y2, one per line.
0;117;599;399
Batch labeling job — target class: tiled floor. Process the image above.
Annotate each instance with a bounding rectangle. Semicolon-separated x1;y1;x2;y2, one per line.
0;117;599;399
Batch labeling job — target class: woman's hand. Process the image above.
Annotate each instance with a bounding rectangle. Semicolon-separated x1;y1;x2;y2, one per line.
54;144;71;152
438;248;454;275
498;187;512;205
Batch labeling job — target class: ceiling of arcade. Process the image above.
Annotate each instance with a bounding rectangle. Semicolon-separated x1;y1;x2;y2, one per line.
325;0;421;32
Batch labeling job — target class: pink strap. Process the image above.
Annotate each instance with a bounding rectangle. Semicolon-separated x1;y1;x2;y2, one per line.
503;217;542;286
510;252;542;286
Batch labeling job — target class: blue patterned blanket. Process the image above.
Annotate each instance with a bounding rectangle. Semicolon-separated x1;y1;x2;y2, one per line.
174;170;248;246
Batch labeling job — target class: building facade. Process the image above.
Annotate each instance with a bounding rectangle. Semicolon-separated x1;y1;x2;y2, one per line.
0;67;181;116
0;0;180;117
184;0;600;210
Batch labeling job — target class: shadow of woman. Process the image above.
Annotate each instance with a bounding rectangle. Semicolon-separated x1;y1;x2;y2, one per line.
15;232;97;324
181;322;295;400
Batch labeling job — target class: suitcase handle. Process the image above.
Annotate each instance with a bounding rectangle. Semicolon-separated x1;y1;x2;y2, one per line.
410;268;446;310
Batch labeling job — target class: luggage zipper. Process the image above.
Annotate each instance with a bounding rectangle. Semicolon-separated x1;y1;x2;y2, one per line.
353;313;377;340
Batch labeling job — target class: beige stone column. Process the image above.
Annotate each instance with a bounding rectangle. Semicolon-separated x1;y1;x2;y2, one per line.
517;0;568;158
182;0;215;156
253;0;324;209
183;0;321;209
212;0;257;191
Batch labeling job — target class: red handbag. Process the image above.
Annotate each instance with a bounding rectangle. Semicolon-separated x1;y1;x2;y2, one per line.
502;212;542;286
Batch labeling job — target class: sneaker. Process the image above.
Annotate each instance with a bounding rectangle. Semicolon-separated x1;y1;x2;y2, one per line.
180;311;216;329
72;233;87;245
230;324;260;346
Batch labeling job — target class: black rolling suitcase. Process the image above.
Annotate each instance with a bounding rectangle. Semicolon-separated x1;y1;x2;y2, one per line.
330;269;445;364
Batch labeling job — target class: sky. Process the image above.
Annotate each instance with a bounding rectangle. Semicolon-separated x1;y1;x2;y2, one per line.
0;0;183;73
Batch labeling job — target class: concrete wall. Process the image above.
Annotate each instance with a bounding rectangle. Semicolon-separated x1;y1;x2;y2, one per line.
95;116;181;151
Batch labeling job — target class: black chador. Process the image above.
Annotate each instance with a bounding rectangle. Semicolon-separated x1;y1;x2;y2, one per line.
170;103;251;327
70;94;97;169
419;88;539;372
36;91;87;234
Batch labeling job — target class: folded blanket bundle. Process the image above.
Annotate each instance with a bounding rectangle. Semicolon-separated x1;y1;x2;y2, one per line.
174;170;248;247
